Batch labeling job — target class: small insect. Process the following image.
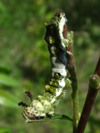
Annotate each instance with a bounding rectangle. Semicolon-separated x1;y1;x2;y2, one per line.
18;9;72;122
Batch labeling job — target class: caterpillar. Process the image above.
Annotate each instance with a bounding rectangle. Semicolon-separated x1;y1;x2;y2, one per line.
18;9;73;122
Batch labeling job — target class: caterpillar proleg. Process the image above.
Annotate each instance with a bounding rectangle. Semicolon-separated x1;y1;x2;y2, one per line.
19;9;73;122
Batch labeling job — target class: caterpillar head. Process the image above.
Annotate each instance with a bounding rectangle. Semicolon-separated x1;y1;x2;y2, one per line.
53;9;67;24
19;100;46;122
18;94;55;122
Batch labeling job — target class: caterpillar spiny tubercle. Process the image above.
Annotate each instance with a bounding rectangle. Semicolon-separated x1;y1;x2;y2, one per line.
19;9;73;122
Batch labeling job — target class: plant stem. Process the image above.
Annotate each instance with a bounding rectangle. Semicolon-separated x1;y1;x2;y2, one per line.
77;57;100;133
68;66;80;133
67;39;80;133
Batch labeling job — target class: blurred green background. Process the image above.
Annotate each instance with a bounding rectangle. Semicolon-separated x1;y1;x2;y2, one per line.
0;0;100;133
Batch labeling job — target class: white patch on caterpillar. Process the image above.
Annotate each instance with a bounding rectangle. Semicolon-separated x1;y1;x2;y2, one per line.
50;87;63;104
58;13;68;47
59;14;67;39
51;46;56;55
51;56;67;77
50;78;67;104
50;78;66;104
52;68;67;77
58;78;66;88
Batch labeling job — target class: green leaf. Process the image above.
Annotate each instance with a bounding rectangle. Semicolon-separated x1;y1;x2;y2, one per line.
45;114;73;121
0;73;20;87
0;90;18;108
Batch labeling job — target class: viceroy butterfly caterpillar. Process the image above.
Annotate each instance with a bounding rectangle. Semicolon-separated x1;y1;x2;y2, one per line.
18;9;73;122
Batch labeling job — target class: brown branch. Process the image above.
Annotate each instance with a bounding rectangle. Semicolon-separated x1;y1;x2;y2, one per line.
77;57;100;133
94;57;100;76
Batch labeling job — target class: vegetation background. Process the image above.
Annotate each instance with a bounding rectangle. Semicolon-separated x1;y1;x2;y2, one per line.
0;0;100;133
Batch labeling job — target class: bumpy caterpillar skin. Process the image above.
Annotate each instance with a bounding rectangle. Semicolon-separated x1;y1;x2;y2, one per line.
19;10;72;122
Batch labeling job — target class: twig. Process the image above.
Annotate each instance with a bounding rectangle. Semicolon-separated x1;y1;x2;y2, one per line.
67;36;80;133
77;57;100;133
